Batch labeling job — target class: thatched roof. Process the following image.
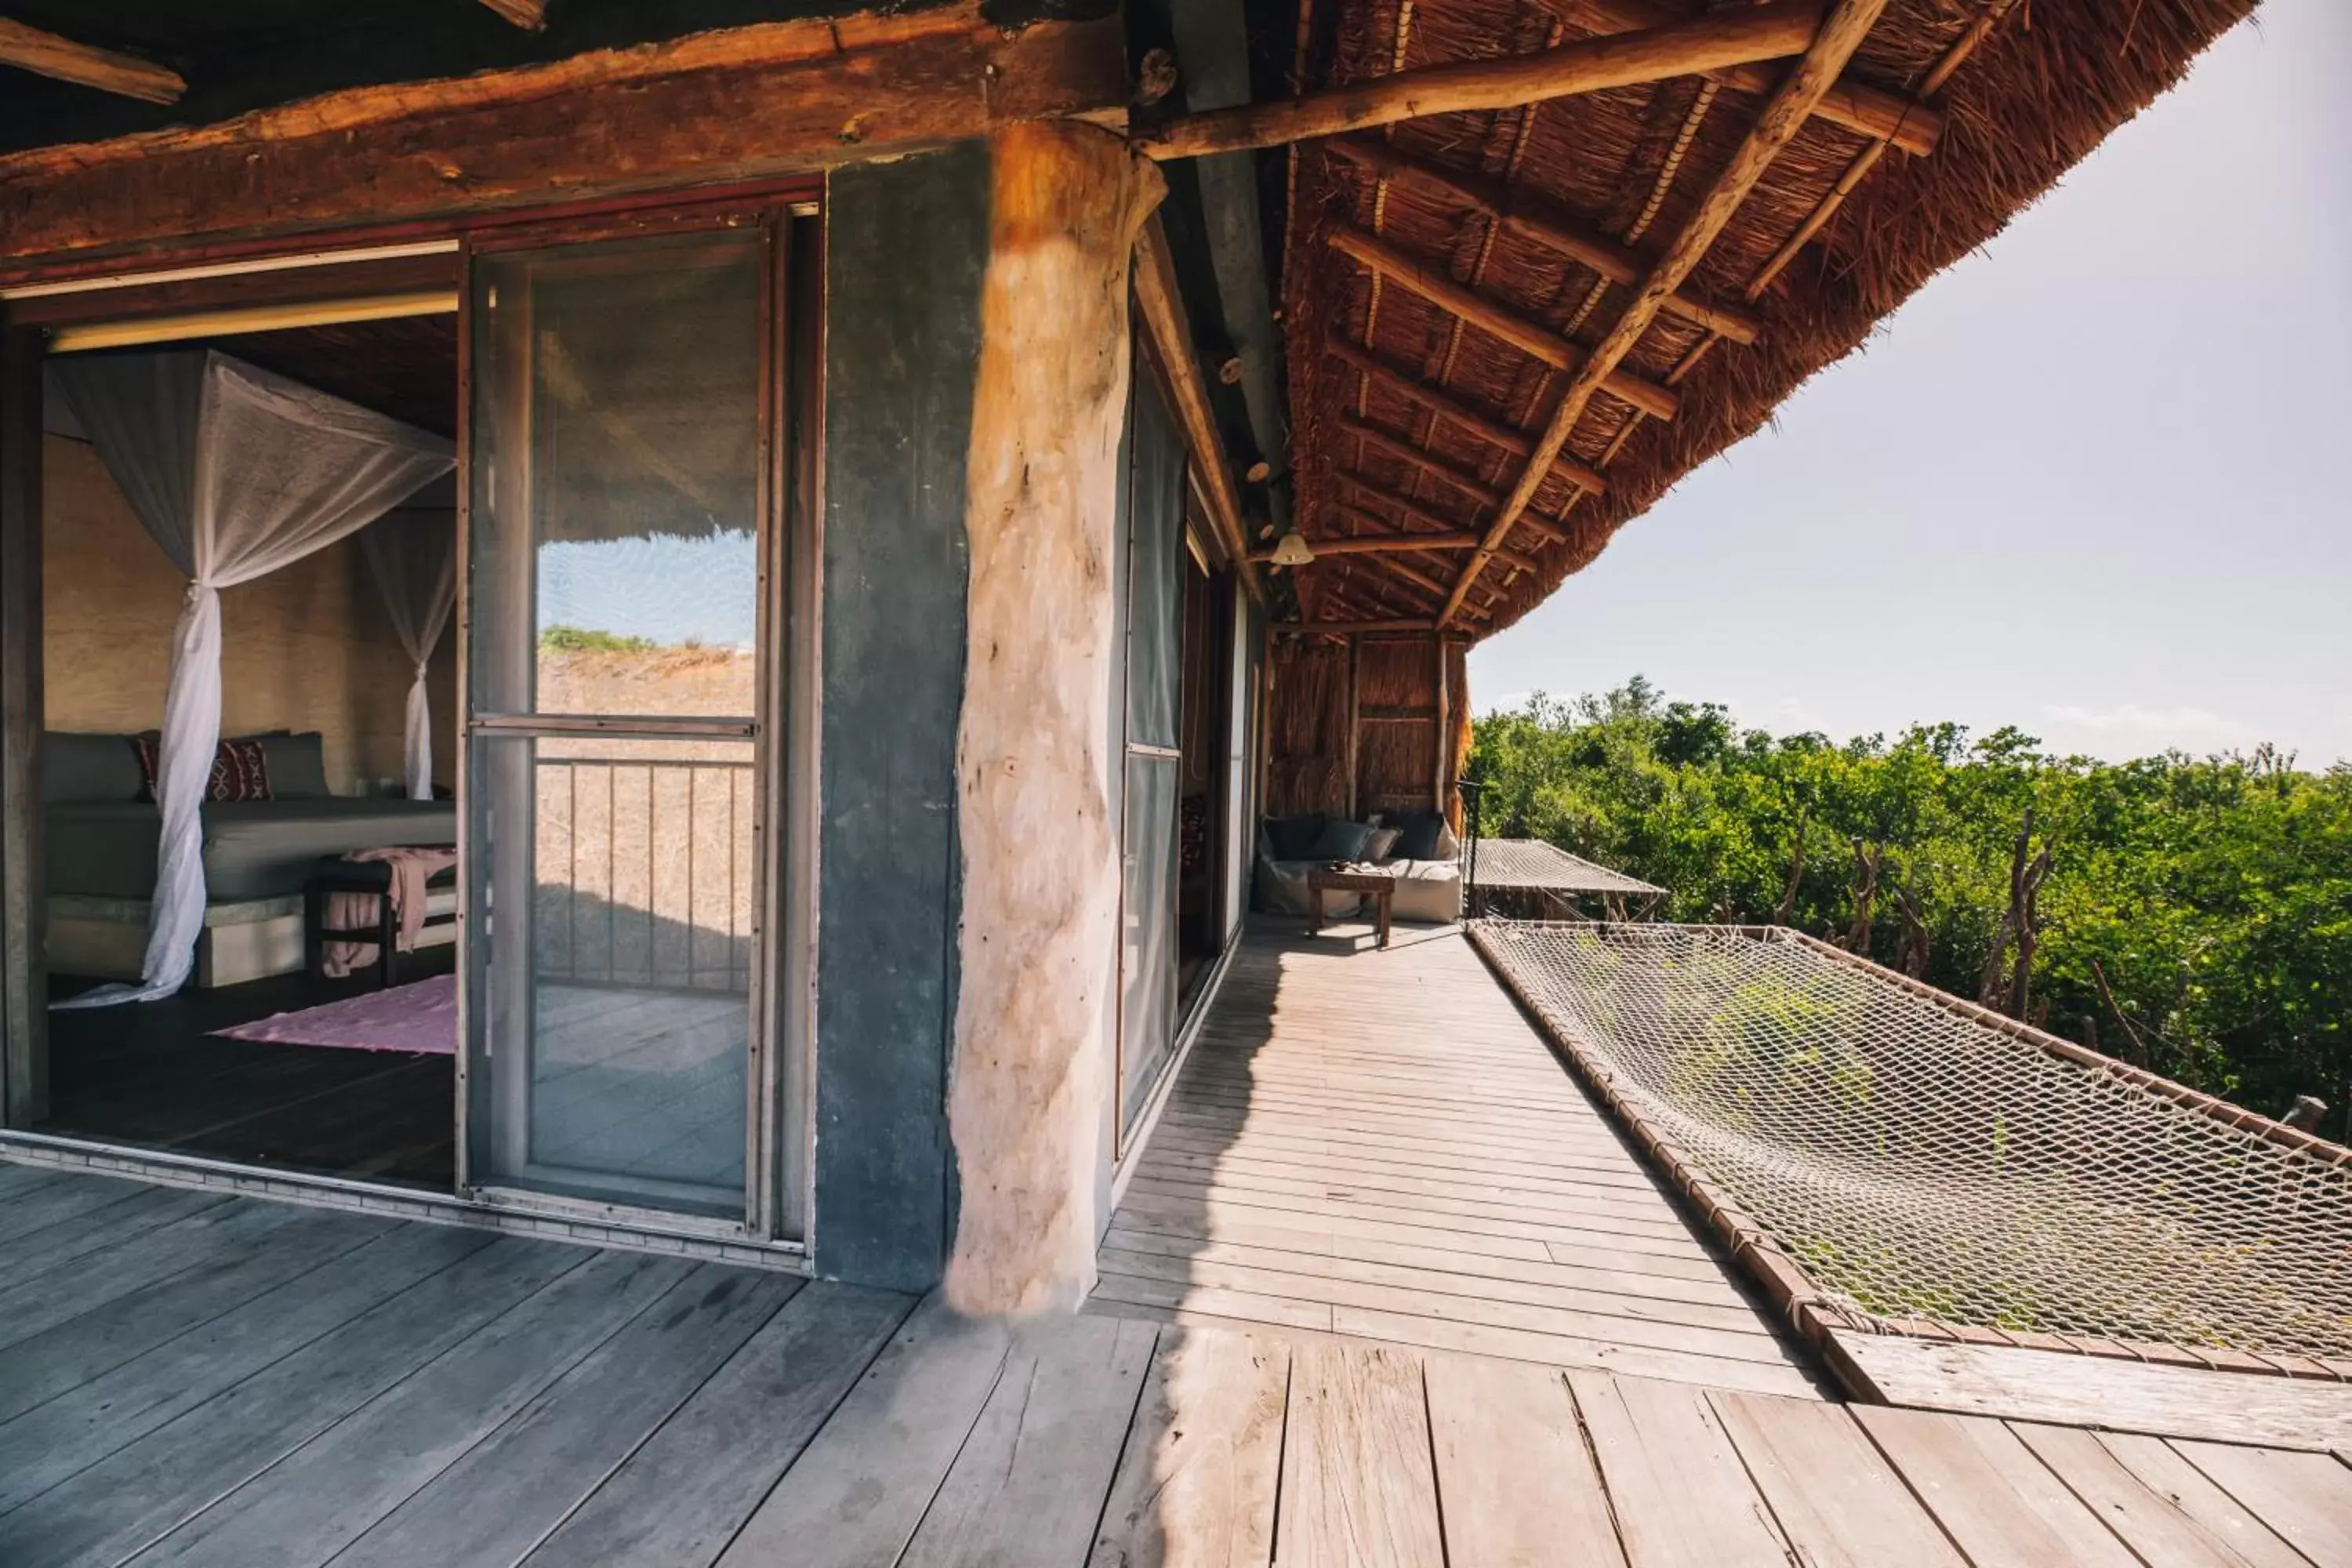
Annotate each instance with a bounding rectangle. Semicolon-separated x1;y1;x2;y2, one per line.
1276;0;2256;638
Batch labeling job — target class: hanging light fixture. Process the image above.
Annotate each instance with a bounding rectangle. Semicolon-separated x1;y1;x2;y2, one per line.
1269;528;1316;568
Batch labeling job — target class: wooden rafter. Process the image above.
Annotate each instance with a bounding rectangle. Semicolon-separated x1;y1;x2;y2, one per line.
1341;414;1515;517
0;18;183;104
1437;0;1891;628
1329;227;1680;421
1137;0;1820;159
1563;0;1940;154
1276;619;1439;637
1326;139;1760;344
1335;470;1566;546
1744;0;2021;300
1324;507;1538;575
1132;216;1268;604
1326;336;1609;492
476;0;550;28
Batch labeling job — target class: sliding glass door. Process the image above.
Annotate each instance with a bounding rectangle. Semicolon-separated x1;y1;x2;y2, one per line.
463;226;777;1225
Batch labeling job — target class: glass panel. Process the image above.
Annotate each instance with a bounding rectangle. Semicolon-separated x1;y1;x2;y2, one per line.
472;732;753;1216
471;232;763;720
1121;752;1178;1133
1124;368;1184;750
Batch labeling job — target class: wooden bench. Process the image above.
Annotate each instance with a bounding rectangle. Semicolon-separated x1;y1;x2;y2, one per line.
304;853;458;988
1306;866;1394;949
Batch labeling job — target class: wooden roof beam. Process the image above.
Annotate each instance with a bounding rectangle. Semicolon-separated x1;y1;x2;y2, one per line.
1326;336;1609;492
1329;227;1679;421
476;0;550;28
0;18;183;104
1277;619;1440;637
1137;0;1820;159
1335;469;1566;547
1326;140;1760;345
1564;0;1938;154
1256;529;1480;561
1133;215;1267;605
1440;0;1891;629
1339;413;1515;517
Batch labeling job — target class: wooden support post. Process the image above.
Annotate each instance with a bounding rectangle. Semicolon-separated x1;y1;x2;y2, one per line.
1137;2;1821;159
1438;0;1890;627
0;18;184;104
1345;635;1363;819
1329;227;1679;420
947;121;1165;1316
0;318;44;1125
1433;633;1450;811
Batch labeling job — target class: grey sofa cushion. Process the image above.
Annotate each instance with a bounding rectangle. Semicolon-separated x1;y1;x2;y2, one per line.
1392;810;1447;861
43;732;145;804
1308;817;1377;862
245;731;331;799
1264;813;1326;861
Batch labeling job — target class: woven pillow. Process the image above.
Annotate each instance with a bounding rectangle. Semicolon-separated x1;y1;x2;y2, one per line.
132;736;274;804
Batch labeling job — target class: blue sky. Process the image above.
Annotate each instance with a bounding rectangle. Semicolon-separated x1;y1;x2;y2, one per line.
1469;0;2351;764
539;531;757;648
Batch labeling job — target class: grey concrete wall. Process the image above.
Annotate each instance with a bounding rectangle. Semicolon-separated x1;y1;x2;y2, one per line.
811;144;987;1291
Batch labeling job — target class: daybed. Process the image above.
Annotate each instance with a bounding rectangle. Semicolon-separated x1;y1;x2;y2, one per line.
1254;809;1464;924
44;730;456;986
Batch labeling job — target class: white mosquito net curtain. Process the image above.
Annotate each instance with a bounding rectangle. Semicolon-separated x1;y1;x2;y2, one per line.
49;349;455;1004
361;496;458;802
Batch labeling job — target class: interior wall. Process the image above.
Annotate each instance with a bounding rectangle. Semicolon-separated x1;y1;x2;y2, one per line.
42;432;456;795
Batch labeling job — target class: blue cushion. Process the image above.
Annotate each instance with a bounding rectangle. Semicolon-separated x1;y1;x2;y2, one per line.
1265;813;1326;860
1308;818;1377;862
1392;811;1446;860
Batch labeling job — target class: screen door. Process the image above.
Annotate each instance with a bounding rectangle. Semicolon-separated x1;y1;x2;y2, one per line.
463;227;771;1222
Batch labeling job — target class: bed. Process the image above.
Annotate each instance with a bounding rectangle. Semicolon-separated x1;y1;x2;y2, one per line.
43;730;458;985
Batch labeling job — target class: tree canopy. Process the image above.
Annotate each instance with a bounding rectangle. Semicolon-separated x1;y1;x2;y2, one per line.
1471;680;2352;1131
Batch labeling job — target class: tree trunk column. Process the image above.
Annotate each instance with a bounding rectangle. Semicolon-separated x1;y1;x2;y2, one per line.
946;121;1163;1316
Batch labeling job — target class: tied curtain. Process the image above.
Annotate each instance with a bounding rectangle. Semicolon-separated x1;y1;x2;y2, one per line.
50;350;455;1004
361;505;457;800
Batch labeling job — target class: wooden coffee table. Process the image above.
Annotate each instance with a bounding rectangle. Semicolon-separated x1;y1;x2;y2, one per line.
1307;866;1394;949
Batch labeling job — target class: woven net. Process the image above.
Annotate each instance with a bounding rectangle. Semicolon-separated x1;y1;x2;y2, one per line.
1472;922;2352;1363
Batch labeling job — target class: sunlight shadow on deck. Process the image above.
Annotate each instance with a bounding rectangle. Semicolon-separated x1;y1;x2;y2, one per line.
1088;920;1829;1397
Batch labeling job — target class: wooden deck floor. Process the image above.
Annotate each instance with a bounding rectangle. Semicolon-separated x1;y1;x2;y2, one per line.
1093;922;1826;1397
4;1160;2349;1567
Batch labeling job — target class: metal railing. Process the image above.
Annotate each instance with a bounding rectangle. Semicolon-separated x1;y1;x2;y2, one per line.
532;756;755;994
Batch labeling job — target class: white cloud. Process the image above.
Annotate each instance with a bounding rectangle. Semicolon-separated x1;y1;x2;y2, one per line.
2037;703;2258;759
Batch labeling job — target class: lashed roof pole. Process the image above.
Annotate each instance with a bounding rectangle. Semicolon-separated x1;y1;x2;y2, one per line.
0;18;183;103
1437;0;1892;629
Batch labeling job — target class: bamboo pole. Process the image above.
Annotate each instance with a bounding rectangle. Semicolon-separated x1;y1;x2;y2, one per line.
1329;227;1679;420
1326;139;1760;344
1131;215;1266;604
1439;0;1890;628
1326;336;1609;492
1137;2;1820;159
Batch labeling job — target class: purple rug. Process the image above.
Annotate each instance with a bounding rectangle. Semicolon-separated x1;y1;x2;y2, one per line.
214;973;456;1055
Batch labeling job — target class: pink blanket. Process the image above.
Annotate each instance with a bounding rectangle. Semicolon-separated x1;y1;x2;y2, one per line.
323;845;459;978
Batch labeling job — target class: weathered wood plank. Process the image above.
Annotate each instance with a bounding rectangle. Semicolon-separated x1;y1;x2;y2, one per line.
1566;1370;1792;1566
715;1298;1014;1567
0;1181;230;1285
334;1264;800;1567
1275;1341;1446;1568
1853;1403;2142;1567
0;1167;152;1243
1835;1331;2352;1451
129;1248;690;1568
0;1221;494;1512
2009;1423;2307;1568
1090;1327;1289;1568
1336;1305;1824;1398
1427;1356;1625;1568
523;1283;913;1568
2169;1439;2352;1566
0;1206;391;1421
0;1236;589;1568
1709;1392;1966;1568
0;1195;314;1351
898;1314;1160;1567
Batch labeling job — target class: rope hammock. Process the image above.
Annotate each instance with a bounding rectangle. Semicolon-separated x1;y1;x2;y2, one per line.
1472;921;2352;1365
